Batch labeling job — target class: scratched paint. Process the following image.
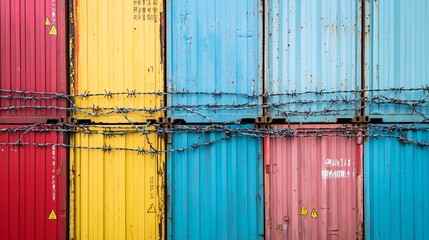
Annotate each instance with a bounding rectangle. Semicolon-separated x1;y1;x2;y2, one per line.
0;0;67;122
265;124;363;239
266;0;362;122
70;126;165;240
72;0;164;123
364;0;429;122
0;125;67;240
167;0;263;122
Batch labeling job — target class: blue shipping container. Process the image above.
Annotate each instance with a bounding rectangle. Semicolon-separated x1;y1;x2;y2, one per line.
167;0;262;123
364;125;429;239
364;0;429;122
266;0;361;123
167;125;264;239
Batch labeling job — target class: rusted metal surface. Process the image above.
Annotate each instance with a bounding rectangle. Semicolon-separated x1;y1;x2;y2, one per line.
265;124;363;239
265;0;362;122
364;0;429;122
167;0;263;123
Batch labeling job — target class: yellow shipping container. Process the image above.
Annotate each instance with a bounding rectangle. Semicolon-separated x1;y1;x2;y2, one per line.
69;126;164;240
71;0;164;123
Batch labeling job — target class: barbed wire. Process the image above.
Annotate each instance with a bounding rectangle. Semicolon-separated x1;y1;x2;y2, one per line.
1;88;429;153
1;123;429;154
1;96;427;118
1;86;428;98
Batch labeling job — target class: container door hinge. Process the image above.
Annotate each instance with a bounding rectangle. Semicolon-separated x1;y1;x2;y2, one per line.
352;115;370;123
157;117;174;129
255;115;273;130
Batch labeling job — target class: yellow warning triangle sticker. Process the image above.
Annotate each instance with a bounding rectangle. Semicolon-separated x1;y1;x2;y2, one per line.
300;204;308;215
147;204;156;213
311;209;318;219
45;18;51;26
49;25;57;35
48;209;57;220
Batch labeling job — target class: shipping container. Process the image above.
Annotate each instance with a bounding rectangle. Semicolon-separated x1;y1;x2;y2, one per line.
0;125;67;240
71;0;164;123
69;126;164;240
167;0;263;123
265;124;363;239
0;0;67;123
364;0;429;122
364;125;429;239
265;0;361;123
167;125;264;239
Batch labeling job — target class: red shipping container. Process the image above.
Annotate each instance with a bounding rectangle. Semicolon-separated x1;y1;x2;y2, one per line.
0;0;67;123
0;125;66;240
264;124;363;240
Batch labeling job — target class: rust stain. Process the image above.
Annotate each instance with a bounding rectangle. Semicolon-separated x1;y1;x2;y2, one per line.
160;10;165;65
71;0;79;95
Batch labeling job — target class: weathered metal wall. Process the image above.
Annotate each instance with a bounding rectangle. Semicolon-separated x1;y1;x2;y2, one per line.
167;125;264;239
0;0;67;122
70;126;164;239
266;0;361;122
167;0;263;123
265;124;363;239
0;125;67;240
72;0;164;123
364;125;429;239
364;0;429;122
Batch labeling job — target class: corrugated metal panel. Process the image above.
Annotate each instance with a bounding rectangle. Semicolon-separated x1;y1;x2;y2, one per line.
167;125;264;239
70;126;164;239
266;0;361;122
72;0;164;123
0;0;67;122
167;1;262;123
364;0;429;122
364;125;429;239
0;125;67;240
265;124;363;239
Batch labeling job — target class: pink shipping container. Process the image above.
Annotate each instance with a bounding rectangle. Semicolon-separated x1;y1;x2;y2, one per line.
264;124;363;240
0;0;67;123
0;125;67;240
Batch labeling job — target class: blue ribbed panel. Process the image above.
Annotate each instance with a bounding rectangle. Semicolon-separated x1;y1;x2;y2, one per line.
364;125;429;239
167;1;262;123
266;0;361;122
365;0;429;122
167;125;264;239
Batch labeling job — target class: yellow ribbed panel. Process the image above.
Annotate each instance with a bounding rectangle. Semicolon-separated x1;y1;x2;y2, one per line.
73;0;164;123
69;126;164;240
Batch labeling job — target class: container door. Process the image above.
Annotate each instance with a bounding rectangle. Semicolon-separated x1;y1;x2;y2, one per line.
70;126;164;239
364;125;429;239
72;0;164;123
265;0;361;123
0;125;67;240
167;125;264;239
265;125;362;239
167;0;263;123
0;0;67;122
364;0;429;122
